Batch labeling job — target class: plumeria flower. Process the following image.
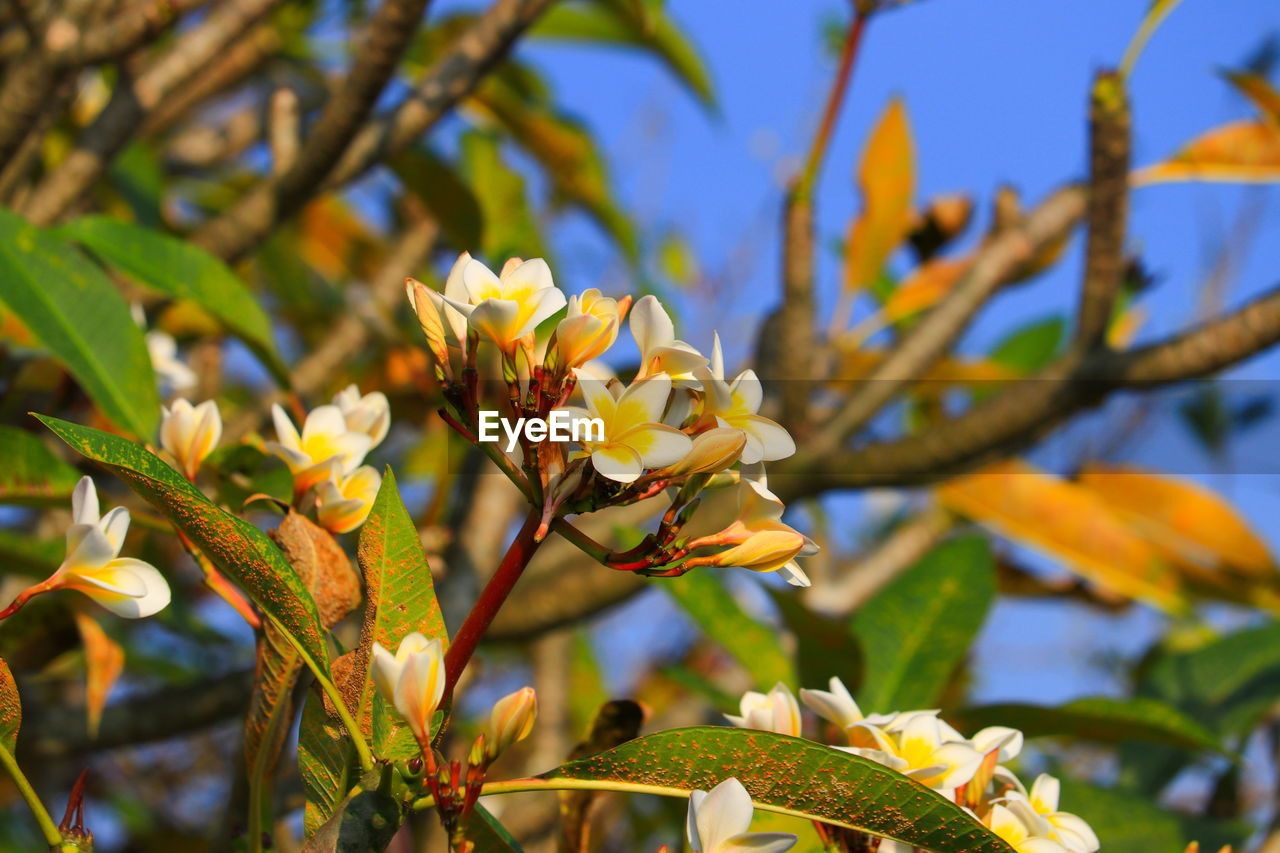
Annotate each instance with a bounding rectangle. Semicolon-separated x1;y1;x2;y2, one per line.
1003;775;1099;853
551;288;627;370
695;334;795;464
629;295;708;382
371;632;446;743
556;371;692;483
441;256;566;354
159;398;221;480
689;479;818;586
0;478;170;620
799;676;895;733
315;465;382;534
663;427;746;477
686;777;796;853
972;725;1024;763
882;713;983;791
146;330;197;394
985;801;1072;853
484;686;538;760
725;682;802;737
267;404;373;493
333;384;390;448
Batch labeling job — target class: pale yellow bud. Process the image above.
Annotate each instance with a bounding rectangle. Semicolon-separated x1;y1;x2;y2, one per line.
159;398;222;480
406;278;451;367
485;686;537;759
667;427;746;476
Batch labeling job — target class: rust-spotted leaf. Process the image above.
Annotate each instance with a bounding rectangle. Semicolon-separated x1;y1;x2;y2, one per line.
843;97;915;295
0;656;18;754
936;459;1187;611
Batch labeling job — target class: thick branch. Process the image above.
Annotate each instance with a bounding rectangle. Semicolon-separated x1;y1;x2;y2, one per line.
807;184;1087;455
777;282;1280;497
1074;72;1131;349
191;0;434;260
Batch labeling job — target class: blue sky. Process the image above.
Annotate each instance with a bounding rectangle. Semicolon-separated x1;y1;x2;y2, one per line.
501;0;1280;706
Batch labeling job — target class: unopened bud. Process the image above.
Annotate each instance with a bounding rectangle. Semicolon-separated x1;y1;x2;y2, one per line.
485;687;537;761
468;733;487;768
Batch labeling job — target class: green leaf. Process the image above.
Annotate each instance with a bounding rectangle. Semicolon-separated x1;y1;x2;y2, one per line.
0;657;19;754
664;571;796;689
531;1;716;109
0;209;158;438
1055;776;1244;851
852;536;995;713
57;216;289;385
988;316;1065;373
392;147;485;250
0;426;81;505
951;696;1224;752
297;699;365;840
350;469;447;760
568;631;609;735
464;804;525;852
458;131;547;262
500;727;1014;851
769;587;862;695
37;415;329;670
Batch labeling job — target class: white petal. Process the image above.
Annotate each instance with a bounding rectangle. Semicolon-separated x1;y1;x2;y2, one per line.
525;286;568;330
621;424;692;470
696;778;754;850
686;790;707;852
88;558;171;618
71;476;99;526
723;832;798;852
99;506;131;556
64;524;116;570
710;331;725;380
271;404;302;452
630;294;675;358
729;369;764;413
461;257;503;303
370;642;401;704
742;416;795;463
776;561;810;588
619;372;674;424
504;257;555;292
590;446;644;483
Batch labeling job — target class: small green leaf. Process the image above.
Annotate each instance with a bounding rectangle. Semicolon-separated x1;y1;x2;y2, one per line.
392;147;485;250
465;804;526;852
37;415;329;670
988;316;1065;373
57;216;289;385
664;571;796;689
0;209;158;438
951;696;1225;753
459;131;547;262
512;727;1014;851
0;426;81;505
853;535;995;713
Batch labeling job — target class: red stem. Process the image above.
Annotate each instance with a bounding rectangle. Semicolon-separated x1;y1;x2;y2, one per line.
443;509;543;697
796;11;869;198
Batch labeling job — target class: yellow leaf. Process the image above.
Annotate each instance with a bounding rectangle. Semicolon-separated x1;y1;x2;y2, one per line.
1223;71;1280;125
1133;120;1280;184
842;97;915;295
1107;303;1147;348
833;347;1018;388
72;608;124;738
936;459;1186;611
1078;464;1276;581
881;257;971;323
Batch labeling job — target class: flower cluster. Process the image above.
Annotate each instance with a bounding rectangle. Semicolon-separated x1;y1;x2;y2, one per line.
0;477;170;620
726;679;1099;853
267;384;389;534
407;253;814;586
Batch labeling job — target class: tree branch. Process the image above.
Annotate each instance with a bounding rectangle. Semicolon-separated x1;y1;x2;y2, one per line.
806;184;1087;456
777;282;1280;498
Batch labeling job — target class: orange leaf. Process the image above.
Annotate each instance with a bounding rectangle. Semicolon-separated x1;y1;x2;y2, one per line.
936;459;1186;611
1078;464;1276;581
881;257;971;323
834;346;1017;387
1223;71;1280;125
842;97;915;294
72;608;124;738
1133;120;1280;184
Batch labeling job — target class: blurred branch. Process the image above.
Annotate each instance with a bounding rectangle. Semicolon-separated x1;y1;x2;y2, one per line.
22;0;287;225
191;0;435;260
776;11;870;432
1074;72;1131;350
780;281;1280;497
25;669;253;759
807;184;1088;455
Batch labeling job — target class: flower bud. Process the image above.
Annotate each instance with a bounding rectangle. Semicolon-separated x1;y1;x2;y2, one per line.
159;398;222;480
666;427;746;476
406;278;453;369
485;686;537;760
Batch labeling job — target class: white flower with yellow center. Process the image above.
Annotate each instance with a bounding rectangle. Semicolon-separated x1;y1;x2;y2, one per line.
556;371;692;484
333;384;390;448
315;465;382;534
441;256;566;353
1003;775;1099;853
371;632;446;744
880;713;983;791
629;295;708;382
552;288;624;370
159;398;222;480
267;404;373;492
686;777;796;853
695;334;795;464
14;477;171;619
693;479;818;587
985;801;1072;853
724;682;802;737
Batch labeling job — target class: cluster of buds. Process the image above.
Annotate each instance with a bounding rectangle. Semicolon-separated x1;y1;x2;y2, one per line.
371;633;537;845
726;679;1100;853
407;253;815;587
266;384;389;534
